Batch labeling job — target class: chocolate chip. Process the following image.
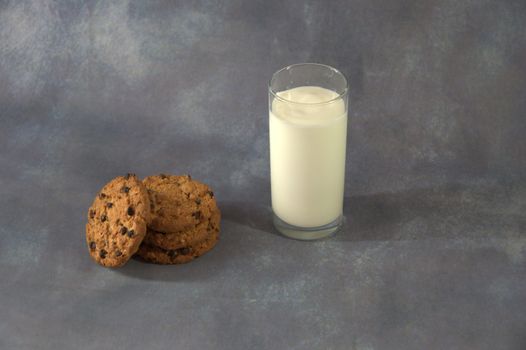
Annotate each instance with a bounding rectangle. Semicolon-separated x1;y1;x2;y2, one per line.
89;209;96;219
185;193;191;199
160;174;167;179
127;229;135;238
89;241;96;250
178;247;190;255
207;191;214;198
186;174;192;180
120;227;128;235
195;198;201;205
121;186;130;193
167;250;178;258
101;214;107;222
107;202;113;208
127;207;134;216
100;249;107;259
192;211;202;220
124;173;135;180
99;193;106;199
115;250;122;257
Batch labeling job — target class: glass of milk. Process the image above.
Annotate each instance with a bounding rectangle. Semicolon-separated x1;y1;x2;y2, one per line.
269;63;348;240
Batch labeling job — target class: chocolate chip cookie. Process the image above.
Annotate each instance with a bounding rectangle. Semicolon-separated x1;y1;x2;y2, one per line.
135;228;219;265
142;207;220;250
86;174;151;267
143;174;217;233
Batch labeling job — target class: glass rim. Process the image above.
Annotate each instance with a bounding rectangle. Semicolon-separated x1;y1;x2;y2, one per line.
268;63;349;105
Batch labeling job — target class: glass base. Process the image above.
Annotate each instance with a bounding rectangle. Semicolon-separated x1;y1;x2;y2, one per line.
272;213;343;241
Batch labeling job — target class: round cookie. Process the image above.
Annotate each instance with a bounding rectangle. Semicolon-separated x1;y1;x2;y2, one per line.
143;174;217;233
143;207;220;250
86;174;151;267
135;229;219;265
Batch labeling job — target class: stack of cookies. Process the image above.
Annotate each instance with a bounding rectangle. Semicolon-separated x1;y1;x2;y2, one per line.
85;174;220;268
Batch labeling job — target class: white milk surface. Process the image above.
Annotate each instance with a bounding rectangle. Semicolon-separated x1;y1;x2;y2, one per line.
270;86;347;227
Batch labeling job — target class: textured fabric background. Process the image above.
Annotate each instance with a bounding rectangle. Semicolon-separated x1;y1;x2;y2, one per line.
1;1;525;349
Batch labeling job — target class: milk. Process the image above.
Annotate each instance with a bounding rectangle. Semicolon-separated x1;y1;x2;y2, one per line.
270;86;347;228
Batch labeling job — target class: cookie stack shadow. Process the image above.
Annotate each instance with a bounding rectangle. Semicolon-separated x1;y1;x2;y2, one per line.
85;173;220;268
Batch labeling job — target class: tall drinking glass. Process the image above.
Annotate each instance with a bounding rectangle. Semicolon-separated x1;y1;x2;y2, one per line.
269;63;349;240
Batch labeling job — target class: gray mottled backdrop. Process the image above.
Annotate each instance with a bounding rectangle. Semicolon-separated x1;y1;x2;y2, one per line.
1;1;525;349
